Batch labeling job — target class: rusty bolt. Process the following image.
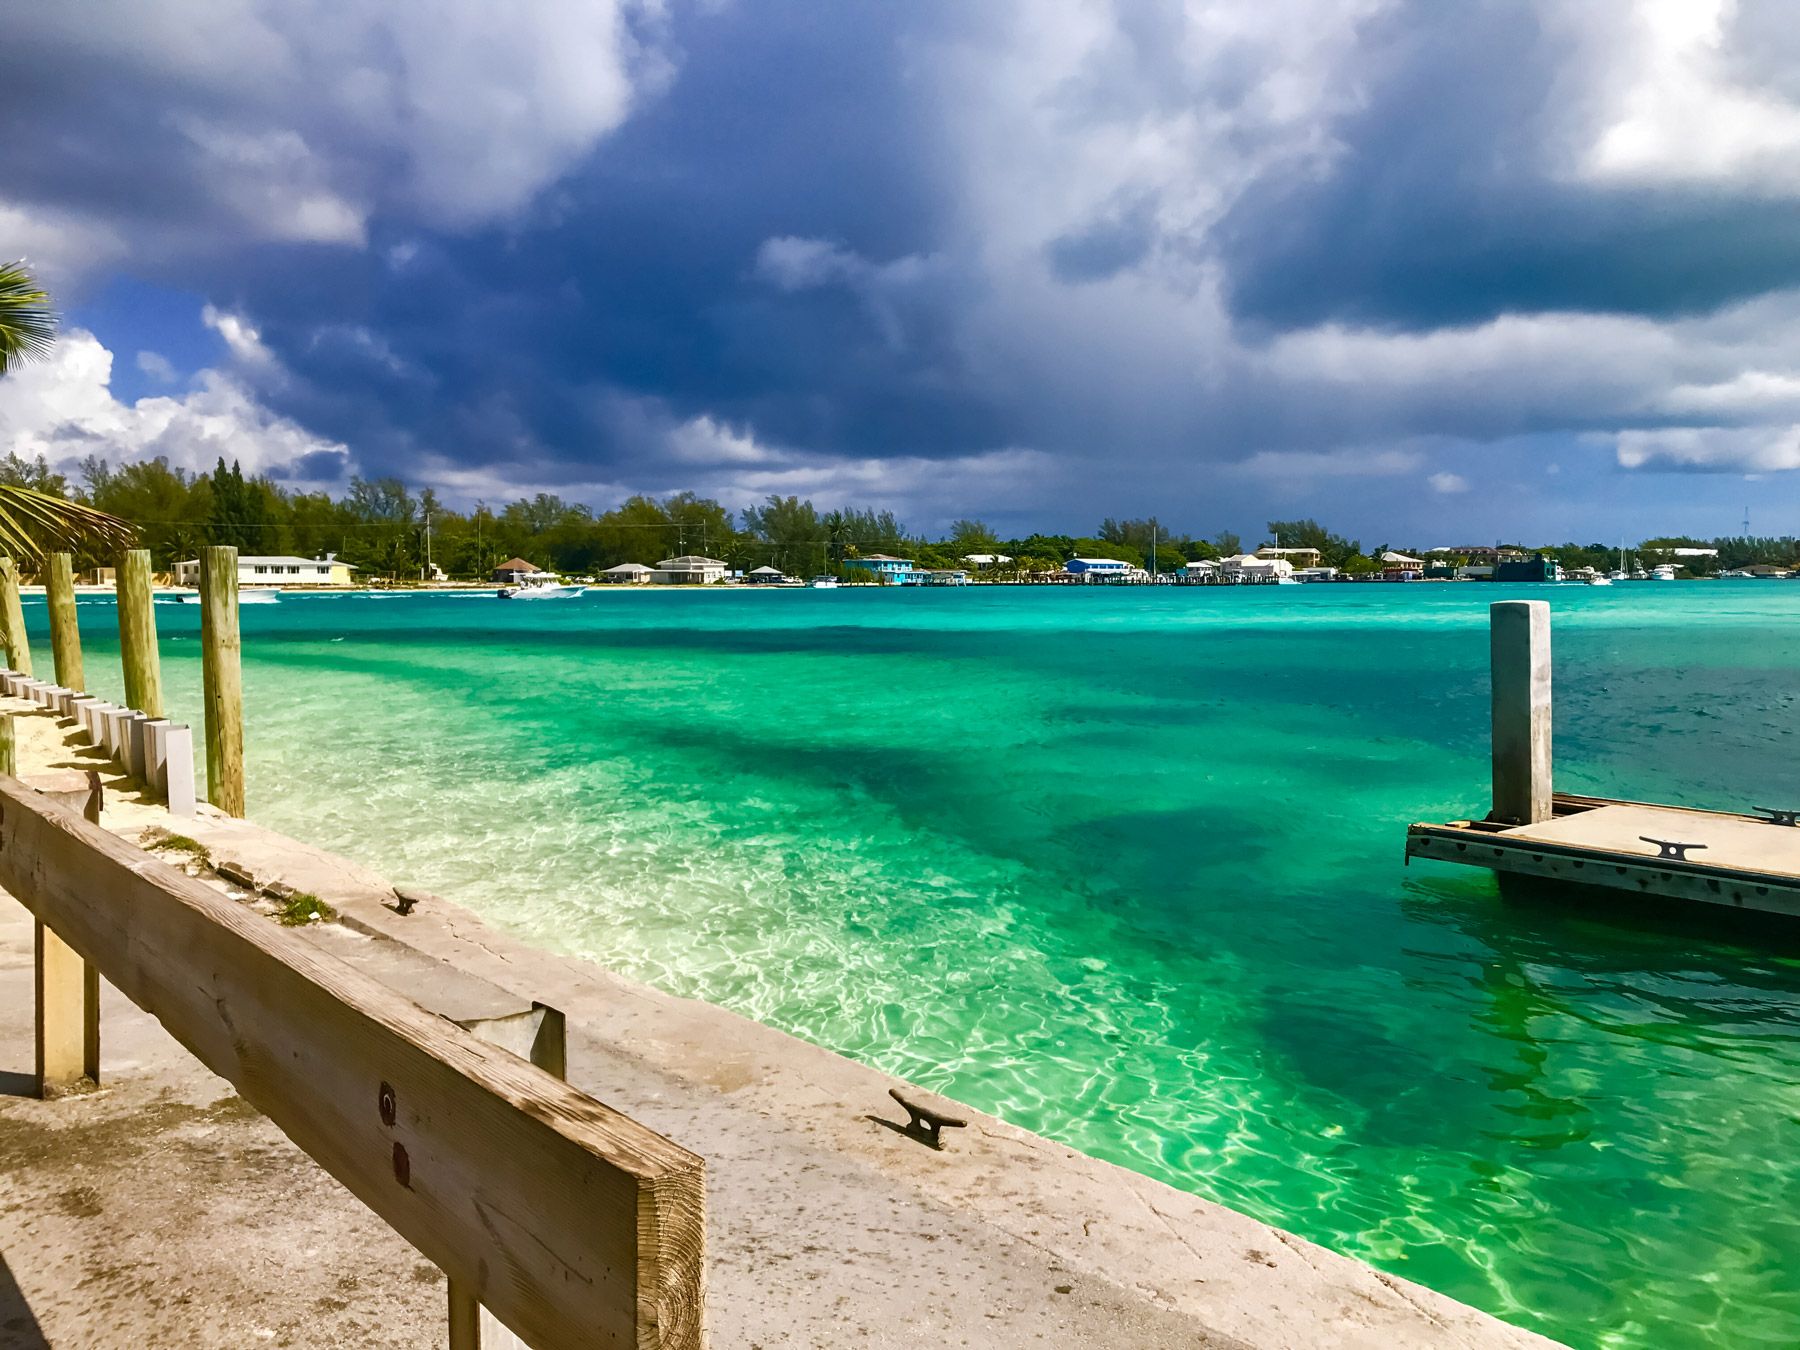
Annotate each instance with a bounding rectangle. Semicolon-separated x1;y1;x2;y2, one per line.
378;1081;396;1127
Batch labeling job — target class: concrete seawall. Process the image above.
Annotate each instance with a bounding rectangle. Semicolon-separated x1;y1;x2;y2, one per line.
0;705;1560;1348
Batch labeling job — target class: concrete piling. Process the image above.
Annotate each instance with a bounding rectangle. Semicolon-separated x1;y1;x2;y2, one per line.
1489;600;1552;826
163;724;196;816
121;712;148;782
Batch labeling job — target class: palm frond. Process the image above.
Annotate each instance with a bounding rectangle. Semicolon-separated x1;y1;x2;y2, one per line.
0;261;58;377
0;486;135;563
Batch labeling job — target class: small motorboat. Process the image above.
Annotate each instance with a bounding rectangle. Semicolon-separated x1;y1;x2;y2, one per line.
809;576;839;589
240;590;281;604
498;580;586;600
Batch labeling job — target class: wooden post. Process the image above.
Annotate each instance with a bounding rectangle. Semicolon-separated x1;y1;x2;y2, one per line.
46;552;85;692
116;548;163;717
0;711;13;777
34;781;101;1097
1490;600;1552;825
0;555;31;676
200;546;245;816
450;1005;569;1350
35;922;100;1096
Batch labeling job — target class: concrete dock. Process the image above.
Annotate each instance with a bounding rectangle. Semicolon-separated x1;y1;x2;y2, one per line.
0;704;1558;1348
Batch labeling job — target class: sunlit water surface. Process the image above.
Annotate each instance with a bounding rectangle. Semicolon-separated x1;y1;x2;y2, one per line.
34;583;1800;1349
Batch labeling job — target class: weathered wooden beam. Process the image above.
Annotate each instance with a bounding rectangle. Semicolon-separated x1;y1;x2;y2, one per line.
451;1004;571;1349
200;545;245;816
0;776;705;1349
1490;600;1552;825
0;556;31;676
45;552;85;692
116;548;163;717
0;711;14;777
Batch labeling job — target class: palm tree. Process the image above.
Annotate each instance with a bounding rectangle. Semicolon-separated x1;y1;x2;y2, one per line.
0;261;136;561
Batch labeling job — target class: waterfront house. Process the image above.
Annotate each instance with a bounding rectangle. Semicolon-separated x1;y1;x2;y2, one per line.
1255;546;1323;568
961;553;1013;568
493;557;540;584
600;563;655;584
1218;553;1294;582
918;568;971;586
1064;557;1132;580
745;565;789;585
1379;551;1426;580
1295;566;1338;582
652;554;729;584
1182;558;1221;582
844;554;918;584
177;553;359;587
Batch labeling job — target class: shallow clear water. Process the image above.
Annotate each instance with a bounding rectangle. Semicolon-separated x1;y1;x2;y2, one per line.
33;583;1800;1348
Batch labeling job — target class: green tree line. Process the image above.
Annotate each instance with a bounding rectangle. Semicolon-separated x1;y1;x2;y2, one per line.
0;455;1783;581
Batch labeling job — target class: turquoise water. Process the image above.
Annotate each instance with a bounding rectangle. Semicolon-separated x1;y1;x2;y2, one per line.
33;584;1800;1348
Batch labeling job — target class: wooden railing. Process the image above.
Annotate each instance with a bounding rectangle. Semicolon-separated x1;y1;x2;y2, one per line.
0;773;706;1349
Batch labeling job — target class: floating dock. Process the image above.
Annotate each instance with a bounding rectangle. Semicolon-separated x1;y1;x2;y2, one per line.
1408;601;1800;918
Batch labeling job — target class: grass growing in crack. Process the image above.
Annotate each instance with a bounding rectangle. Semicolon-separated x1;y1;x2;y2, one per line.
276;892;336;926
145;833;211;866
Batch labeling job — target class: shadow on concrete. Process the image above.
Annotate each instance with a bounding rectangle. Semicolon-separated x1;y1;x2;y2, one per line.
0;1069;35;1099
0;1250;50;1348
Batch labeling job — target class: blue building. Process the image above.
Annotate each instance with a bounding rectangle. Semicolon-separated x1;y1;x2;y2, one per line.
843;554;918;584
1064;557;1133;580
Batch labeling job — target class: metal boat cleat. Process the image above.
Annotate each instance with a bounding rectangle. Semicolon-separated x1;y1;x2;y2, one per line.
888;1087;968;1150
1639;836;1707;861
1753;807;1800;827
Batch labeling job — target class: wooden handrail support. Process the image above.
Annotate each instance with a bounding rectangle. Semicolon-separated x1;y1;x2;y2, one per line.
0;774;706;1350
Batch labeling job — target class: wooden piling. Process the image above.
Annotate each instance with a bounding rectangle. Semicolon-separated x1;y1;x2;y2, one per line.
116;548;163;717
200;546;245;816
0;556;31;677
45;552;85;691
1490;600;1552;826
0;711;14;777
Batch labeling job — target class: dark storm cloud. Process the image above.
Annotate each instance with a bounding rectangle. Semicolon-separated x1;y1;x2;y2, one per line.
7;0;1800;537
1215;2;1800;330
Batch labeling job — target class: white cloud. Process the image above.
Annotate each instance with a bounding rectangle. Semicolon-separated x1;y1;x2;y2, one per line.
0;329;350;486
1428;471;1470;494
665;415;778;465
135;351;177;382
202;305;278;371
5;0;671;277
1570;0;1800;195
1615;424;1800;471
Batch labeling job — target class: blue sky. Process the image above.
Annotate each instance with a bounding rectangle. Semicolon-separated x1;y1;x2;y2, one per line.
3;0;1800;543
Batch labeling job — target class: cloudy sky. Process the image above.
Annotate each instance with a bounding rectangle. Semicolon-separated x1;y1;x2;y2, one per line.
4;0;1800;542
